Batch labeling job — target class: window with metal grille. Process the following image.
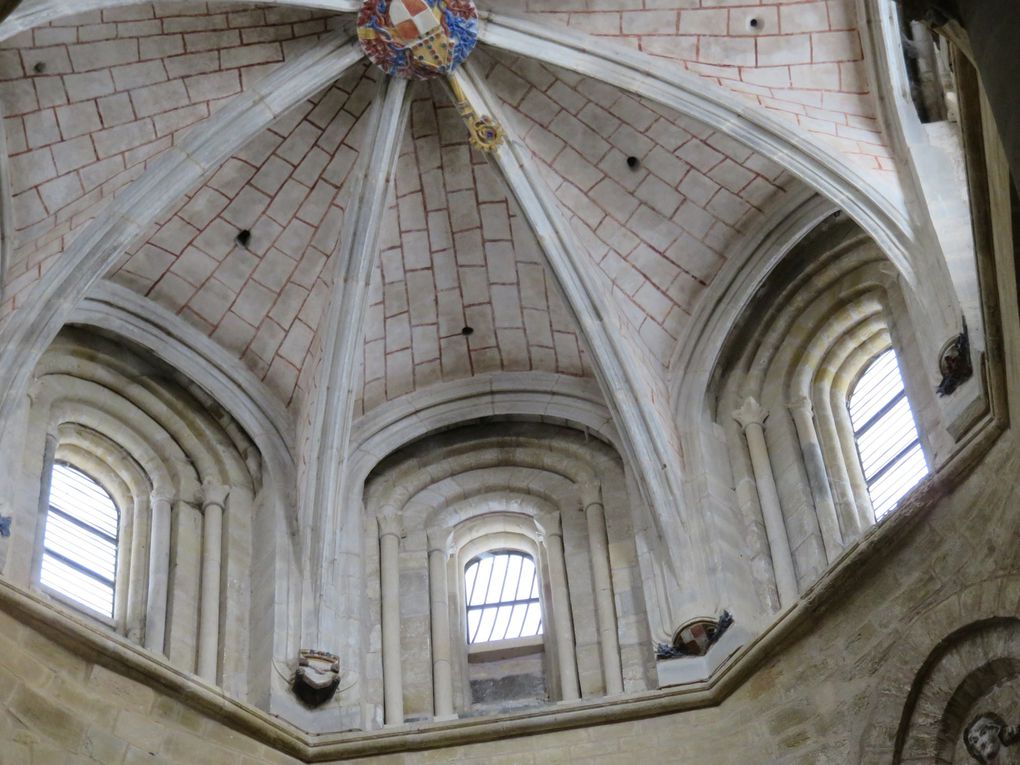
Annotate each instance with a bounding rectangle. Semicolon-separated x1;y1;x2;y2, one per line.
40;462;119;619
848;348;929;519
464;550;543;644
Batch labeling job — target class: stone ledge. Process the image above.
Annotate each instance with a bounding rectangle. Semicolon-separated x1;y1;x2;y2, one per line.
0;414;1005;762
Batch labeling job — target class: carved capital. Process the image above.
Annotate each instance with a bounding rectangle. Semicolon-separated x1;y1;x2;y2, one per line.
201;482;230;512
580;483;603;511
537;512;563;539
150;486;175;506
377;514;403;540
733;396;768;431
426;527;451;555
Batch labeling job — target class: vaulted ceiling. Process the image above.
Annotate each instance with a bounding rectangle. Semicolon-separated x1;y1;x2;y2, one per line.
0;0;918;539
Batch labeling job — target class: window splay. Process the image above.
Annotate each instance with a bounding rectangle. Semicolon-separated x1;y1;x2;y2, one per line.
849;349;929;519
465;551;542;644
40;463;119;619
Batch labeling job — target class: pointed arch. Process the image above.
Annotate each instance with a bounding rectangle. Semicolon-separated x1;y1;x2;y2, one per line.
0;34;365;445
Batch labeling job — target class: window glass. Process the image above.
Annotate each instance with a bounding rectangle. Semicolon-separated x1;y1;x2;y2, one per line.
40;463;119;618
849;349;929;519
465;551;542;644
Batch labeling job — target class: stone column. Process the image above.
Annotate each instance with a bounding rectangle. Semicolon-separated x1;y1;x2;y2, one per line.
378;514;404;725
145;487;173;655
833;398;875;528
426;529;455;719
733;397;798;607
197;483;228;683
541;513;580;701
31;433;58;586
812;388;864;541
582;486;623;695
788;397;843;562
219;483;252;699
126;493;150;644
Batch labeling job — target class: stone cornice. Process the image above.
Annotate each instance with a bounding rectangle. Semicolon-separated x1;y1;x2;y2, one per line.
0;411;1003;762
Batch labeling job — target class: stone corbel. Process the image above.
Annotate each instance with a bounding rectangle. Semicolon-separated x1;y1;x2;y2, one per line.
964;712;1020;763
936;318;973;397
292;649;341;708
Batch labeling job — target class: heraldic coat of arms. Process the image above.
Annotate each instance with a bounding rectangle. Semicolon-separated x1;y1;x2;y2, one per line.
357;0;479;80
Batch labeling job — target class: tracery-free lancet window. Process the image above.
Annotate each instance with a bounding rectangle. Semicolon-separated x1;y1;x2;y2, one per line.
464;550;543;644
40;462;120;619
849;349;929;519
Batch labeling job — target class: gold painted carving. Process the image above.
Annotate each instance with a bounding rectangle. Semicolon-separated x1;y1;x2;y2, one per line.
449;76;505;152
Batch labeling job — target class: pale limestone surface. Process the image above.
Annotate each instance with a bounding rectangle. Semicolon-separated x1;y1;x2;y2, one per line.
0;0;1013;762
1;432;1018;763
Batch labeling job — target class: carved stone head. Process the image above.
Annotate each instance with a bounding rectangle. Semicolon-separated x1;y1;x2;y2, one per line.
965;712;1010;763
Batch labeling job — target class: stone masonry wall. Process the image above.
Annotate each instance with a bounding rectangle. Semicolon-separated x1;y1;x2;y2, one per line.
0;608;300;765
337;429;1020;763
0;428;1017;763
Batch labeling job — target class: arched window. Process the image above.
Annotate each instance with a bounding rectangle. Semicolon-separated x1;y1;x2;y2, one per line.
464;550;543;644
849;349;929;519
39;462;120;619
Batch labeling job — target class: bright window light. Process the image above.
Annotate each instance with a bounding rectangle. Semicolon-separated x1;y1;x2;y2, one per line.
465;551;542;644
40;462;119;618
849;349;929;519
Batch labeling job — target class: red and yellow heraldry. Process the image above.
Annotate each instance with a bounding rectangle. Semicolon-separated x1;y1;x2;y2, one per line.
357;0;479;80
357;0;504;151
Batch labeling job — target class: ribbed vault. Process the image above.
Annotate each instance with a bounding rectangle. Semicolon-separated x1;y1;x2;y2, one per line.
0;0;928;640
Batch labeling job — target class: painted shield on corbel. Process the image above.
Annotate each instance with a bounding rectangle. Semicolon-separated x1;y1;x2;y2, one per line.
358;0;478;80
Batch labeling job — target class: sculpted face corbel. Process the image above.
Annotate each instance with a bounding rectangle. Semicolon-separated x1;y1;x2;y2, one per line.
964;712;1020;763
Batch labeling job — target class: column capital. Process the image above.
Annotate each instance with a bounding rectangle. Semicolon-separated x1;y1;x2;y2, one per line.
201;482;230;511
378;514;403;539
537;512;563;538
426;527;450;555
580;482;603;511
733;396;768;430
150;486;175;505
